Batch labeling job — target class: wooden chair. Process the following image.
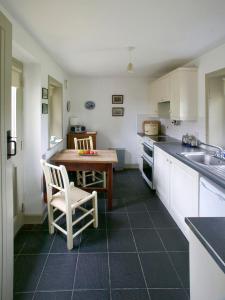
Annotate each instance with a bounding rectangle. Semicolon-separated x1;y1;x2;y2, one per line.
74;136;106;188
40;159;98;250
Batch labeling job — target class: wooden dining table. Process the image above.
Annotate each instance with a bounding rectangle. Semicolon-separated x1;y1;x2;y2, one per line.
50;149;118;210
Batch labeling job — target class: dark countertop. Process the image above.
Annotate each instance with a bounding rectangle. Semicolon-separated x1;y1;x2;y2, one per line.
155;142;225;189
186;217;225;273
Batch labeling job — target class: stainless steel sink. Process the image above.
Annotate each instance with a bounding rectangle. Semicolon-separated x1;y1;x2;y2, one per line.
179;152;225;166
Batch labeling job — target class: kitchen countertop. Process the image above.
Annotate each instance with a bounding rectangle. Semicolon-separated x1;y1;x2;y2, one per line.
186;217;225;274
154;142;225;189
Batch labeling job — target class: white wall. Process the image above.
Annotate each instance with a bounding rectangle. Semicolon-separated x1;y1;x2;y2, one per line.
69;77;150;165
0;5;70;217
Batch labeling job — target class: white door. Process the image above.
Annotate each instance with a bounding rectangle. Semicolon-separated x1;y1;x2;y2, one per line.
11;59;24;234
0;11;13;300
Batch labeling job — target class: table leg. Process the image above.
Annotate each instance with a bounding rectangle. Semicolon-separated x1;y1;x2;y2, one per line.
107;164;113;210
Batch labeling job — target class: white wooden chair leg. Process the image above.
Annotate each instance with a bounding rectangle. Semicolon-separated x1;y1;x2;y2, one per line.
66;213;73;250
103;172;106;188
48;203;54;234
92;171;95;182
92;192;98;228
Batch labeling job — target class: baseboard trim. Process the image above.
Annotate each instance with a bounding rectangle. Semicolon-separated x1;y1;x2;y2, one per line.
124;164;139;169
23;207;47;224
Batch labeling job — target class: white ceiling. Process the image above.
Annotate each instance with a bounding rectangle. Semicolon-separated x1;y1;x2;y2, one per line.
2;0;225;77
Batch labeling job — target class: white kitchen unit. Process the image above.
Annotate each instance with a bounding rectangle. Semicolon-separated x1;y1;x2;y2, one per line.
153;146;171;209
189;230;225;300
154;146;199;237
149;80;160;116
136;135;143;171
149;67;197;120
170;68;197;120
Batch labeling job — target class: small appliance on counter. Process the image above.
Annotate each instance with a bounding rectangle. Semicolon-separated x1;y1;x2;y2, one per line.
70;116;86;133
143;120;161;136
182;133;198;147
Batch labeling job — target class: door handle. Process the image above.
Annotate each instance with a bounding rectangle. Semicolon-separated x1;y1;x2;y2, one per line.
7;130;17;159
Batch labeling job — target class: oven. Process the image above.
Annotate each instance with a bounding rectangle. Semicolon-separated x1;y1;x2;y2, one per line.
141;154;154;189
142;142;154;162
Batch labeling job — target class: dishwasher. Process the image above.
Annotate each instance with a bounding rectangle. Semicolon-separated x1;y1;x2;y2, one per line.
200;177;225;217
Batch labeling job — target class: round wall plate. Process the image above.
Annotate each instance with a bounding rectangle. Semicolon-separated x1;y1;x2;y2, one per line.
85;101;95;110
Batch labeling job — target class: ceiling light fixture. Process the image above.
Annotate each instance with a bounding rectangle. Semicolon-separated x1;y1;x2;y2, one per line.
127;47;135;73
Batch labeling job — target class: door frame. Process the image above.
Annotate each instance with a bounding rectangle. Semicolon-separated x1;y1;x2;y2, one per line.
0;11;13;300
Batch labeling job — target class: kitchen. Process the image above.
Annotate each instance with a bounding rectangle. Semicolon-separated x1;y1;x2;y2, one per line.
1;1;225;299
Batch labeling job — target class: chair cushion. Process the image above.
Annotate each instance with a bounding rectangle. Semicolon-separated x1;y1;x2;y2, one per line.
51;186;91;213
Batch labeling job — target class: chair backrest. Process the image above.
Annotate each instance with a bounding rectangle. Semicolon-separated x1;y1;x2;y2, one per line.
74;136;94;150
40;159;71;206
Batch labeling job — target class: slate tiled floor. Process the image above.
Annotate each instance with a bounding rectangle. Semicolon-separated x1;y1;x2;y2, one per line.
14;170;189;300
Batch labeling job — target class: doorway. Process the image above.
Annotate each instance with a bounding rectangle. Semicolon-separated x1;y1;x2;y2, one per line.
11;58;24;234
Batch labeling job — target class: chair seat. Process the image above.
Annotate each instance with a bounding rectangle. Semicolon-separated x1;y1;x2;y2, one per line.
51;186;91;213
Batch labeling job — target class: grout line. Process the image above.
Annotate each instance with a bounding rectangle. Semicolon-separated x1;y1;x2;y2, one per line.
146;206;189;298
105;206;112;300
32;233;56;300
125;205;152;300
70;233;81;300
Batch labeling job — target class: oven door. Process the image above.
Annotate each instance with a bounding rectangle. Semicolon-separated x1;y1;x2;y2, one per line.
141;155;154;189
142;142;154;162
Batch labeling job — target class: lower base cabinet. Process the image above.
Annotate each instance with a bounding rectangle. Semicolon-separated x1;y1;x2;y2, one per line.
189;231;225;300
154;146;199;238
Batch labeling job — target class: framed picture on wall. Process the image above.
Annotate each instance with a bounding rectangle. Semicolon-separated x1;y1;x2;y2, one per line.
42;103;48;114
112;95;123;104
112;107;124;117
42;88;48;99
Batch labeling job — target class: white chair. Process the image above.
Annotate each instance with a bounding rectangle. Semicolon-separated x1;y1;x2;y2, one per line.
41;159;98;250
74;136;106;188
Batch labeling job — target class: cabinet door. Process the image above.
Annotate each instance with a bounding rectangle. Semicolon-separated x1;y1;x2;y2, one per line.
158;75;170;102
170;157;199;235
154;147;171;209
170;71;180;119
149;81;159;116
137;136;143;171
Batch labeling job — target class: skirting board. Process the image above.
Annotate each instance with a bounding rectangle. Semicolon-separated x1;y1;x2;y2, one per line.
123;164;139;169
23;207;47;224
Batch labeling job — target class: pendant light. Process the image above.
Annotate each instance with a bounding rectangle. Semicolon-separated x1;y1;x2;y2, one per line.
127;47;135;73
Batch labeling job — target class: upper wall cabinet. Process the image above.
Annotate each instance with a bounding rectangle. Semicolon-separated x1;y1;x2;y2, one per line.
149;67;198;121
170;68;198;121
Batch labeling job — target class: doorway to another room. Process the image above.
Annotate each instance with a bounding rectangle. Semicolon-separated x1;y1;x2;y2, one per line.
11;58;24;235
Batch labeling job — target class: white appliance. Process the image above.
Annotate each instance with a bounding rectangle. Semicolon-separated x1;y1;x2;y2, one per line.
200;177;225;216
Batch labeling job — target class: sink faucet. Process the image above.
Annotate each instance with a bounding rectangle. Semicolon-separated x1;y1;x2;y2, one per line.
199;142;224;158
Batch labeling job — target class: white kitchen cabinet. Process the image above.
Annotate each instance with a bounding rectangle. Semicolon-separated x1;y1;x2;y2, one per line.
154;147;171;210
137;135;143;171
154;146;199;237
149;80;159;116
170;68;198;121
158;74;171;102
170;156;199;237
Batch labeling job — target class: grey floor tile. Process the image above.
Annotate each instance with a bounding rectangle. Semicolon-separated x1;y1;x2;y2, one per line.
72;290;110;300
75;253;109;289
110;253;146;288
111;289;149;300
14;293;34;300
149;288;189;300
34;291;72;299
140;253;182;288
21;231;54;254
150;211;178;228
108;229;136;252
14;231;28;254
133;229;164;252
170;252;190;288
126;201;148;212
158;228;189;251
79;229;107;253
37;254;77;291
129;212;154;228
106;213;130;229
14;254;47;292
